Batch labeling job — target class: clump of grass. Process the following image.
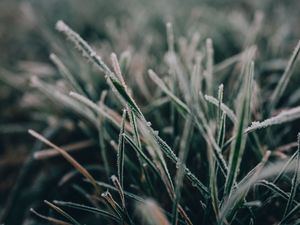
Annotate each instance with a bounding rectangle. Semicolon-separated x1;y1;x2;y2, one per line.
21;19;300;225
2;1;300;223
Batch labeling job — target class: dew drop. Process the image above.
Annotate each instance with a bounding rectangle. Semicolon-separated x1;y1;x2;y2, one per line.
146;121;152;126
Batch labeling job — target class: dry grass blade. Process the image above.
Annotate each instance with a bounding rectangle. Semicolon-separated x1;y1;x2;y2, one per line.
33;140;94;160
28;129;99;195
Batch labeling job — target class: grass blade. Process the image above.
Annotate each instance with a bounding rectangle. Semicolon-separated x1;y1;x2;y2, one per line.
270;40;300;109
56;20;111;74
28;129;99;195
53;200;121;222
204;94;237;123
117;109;127;188
44;200;81;225
246;106;300;133
283;133;300;217
30;208;72;225
224;61;253;197
50;53;85;95
148;69;190;115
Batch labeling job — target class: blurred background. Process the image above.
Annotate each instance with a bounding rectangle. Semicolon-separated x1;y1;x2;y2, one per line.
1;0;300;224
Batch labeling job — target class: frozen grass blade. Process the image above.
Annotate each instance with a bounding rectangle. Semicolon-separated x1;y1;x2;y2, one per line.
246;106;300;133
190;53;203;97
101;191;123;220
217;113;226;148
30;208;72;225
204;94;237;123
270;40;300;109
28;129;99;195
109;75;143;117
30;77;96;124
172;117;194;225
283;133;300;217
216;84;226;148
44;200;81;225
224;61;253;197
56;20;143;118
117;109;127;188
205;38;214;95
53;200;121;222
94;180;145;203
138;118;209;197
111;175;126;209
273;149;299;184
257;180;294;202
50;53;85;95
208;142;219;219
217;84;224;126
56;20;112;74
123;134;159;176
220;159;300;224
166;22;175;53
98;90;110;177
69;91;121;129
148;69;190;115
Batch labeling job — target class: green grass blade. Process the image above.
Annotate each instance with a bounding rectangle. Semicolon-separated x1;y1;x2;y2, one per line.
123;134;160;177
109;75;143;117
224;61;253;197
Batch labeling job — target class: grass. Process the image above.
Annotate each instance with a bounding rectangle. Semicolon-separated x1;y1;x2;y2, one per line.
1;1;300;225
26;20;300;225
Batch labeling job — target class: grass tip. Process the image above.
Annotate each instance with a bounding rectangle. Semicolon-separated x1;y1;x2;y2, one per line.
55;20;67;31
